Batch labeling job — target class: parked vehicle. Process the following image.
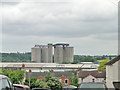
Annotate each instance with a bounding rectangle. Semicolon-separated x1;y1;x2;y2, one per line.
0;74;13;90
78;82;108;90
13;84;30;90
32;88;51;90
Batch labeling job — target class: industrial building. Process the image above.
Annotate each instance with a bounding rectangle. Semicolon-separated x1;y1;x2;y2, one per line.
31;44;53;63
31;43;74;64
0;63;98;72
54;43;74;63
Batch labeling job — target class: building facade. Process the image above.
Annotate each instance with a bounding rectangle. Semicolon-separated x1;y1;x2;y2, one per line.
105;55;120;89
78;71;106;83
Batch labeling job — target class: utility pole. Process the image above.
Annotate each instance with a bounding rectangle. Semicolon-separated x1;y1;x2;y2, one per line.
29;69;32;87
44;71;46;88
21;64;26;85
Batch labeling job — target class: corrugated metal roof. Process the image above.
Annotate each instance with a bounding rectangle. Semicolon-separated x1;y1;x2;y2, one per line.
0;63;98;69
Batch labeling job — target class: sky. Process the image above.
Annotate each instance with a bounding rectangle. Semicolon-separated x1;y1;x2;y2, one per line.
0;0;119;55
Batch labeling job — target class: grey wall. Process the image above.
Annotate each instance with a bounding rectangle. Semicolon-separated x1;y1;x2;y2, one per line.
118;1;120;83
118;61;120;81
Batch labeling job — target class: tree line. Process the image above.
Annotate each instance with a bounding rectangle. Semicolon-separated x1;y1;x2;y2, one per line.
1;52;31;62
0;52;116;63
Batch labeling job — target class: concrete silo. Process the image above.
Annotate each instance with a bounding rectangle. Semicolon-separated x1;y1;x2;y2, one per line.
48;44;53;63
31;46;41;63
63;47;74;63
31;43;74;63
54;46;63;64
41;46;48;63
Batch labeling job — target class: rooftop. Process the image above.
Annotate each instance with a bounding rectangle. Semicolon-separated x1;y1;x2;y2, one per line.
78;70;106;78
26;72;74;78
105;55;120;65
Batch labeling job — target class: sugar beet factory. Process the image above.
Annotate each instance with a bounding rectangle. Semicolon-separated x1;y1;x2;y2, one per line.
31;43;74;64
0;43;98;72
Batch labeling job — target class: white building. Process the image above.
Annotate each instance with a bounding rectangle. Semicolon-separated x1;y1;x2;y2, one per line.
78;71;106;83
105;55;120;89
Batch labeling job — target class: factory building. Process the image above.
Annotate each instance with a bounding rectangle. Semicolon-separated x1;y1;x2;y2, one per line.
31;43;74;64
31;44;53;63
54;43;74;64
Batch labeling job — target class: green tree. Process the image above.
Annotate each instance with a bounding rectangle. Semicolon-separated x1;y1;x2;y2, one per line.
71;60;79;64
24;78;44;89
35;80;44;88
45;73;52;82
72;70;78;76
24;78;37;89
46;77;62;90
69;76;79;87
98;59;110;71
1;68;24;84
2;52;31;62
95;56;102;60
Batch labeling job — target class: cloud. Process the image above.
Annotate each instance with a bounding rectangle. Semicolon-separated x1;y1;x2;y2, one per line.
2;33;118;55
1;0;118;54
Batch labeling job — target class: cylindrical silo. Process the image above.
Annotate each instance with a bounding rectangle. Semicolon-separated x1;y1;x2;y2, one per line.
41;46;48;63
63;47;74;63
48;44;53;63
54;46;63;64
31;46;41;63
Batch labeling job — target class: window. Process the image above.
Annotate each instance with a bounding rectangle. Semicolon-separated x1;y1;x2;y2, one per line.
92;79;95;82
0;79;10;89
65;79;68;85
14;86;30;90
14;86;24;90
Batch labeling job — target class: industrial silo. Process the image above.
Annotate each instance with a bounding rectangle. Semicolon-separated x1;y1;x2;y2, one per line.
54;46;63;64
63;46;74;63
41;46;48;63
31;46;41;63
48;44;53;63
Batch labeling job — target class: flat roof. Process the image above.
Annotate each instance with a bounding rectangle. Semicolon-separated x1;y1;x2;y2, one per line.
0;63;98;69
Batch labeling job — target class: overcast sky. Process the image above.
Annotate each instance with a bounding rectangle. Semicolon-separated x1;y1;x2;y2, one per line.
0;0;119;55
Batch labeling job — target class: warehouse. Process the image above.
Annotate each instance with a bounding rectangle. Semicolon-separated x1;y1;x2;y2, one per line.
0;63;98;72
